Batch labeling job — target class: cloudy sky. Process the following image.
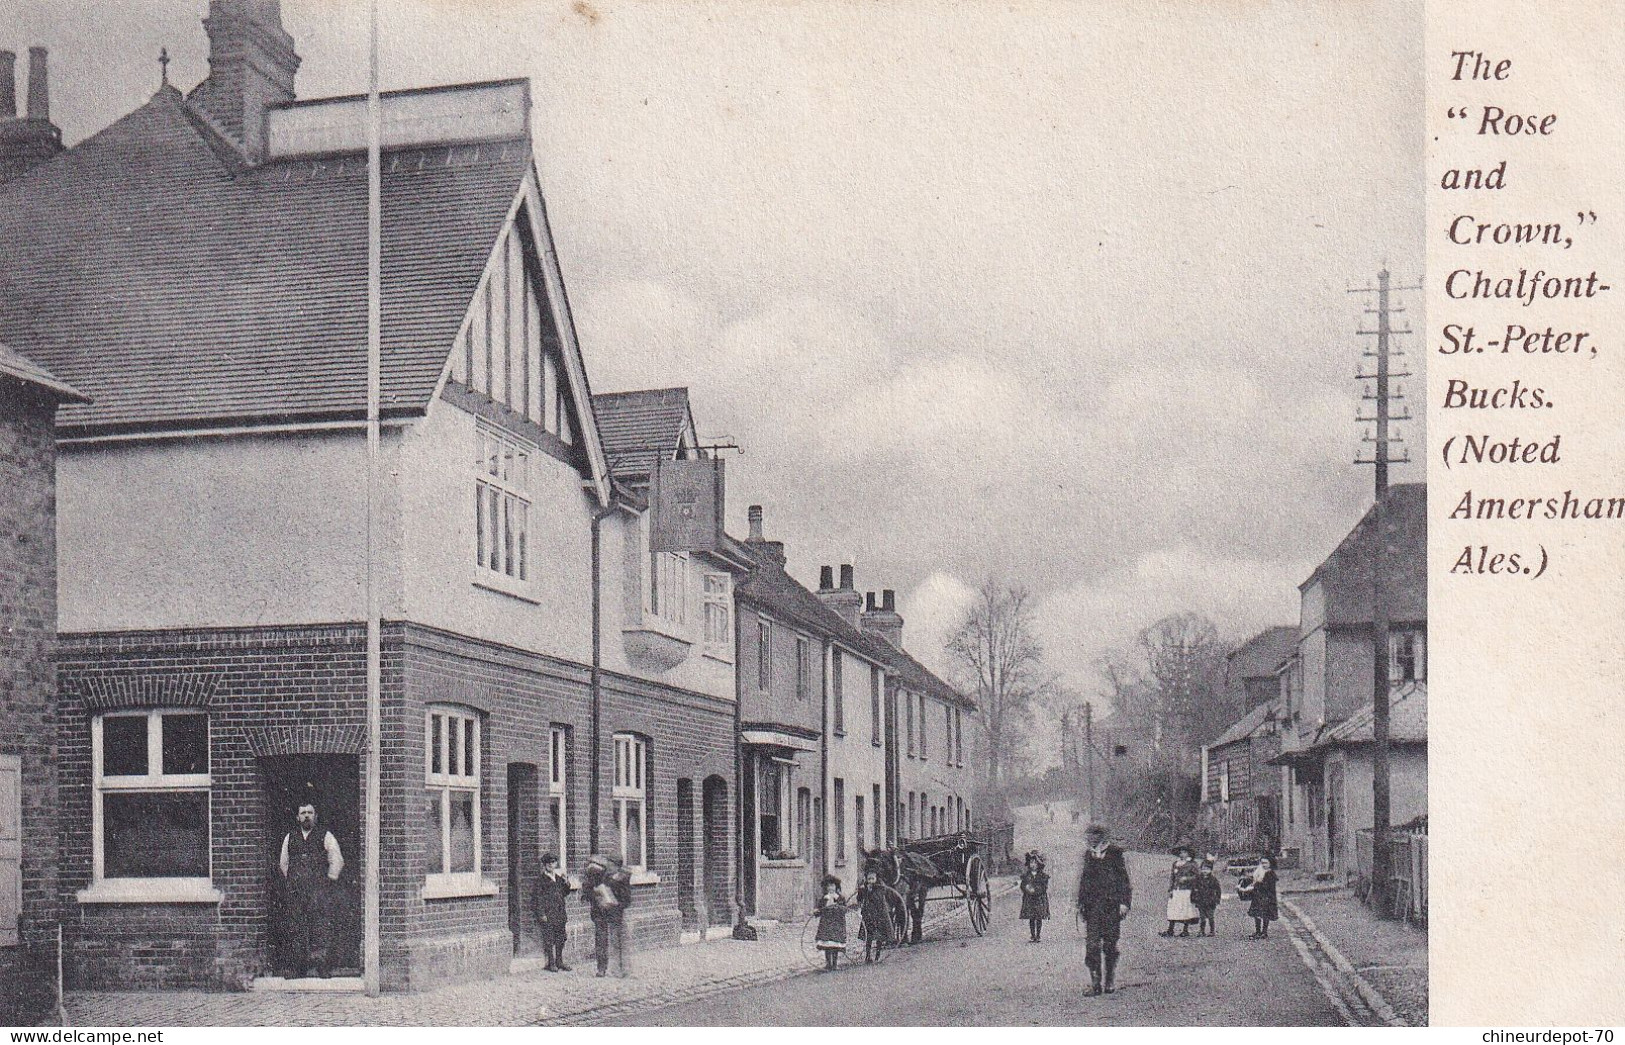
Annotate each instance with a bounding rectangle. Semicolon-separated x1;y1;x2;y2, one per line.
6;0;1424;716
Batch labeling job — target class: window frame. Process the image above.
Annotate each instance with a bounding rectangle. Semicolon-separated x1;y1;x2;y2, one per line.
703;573;733;659
88;709;214;900
831;649;845;736
795;637;811;702
613;733;650;872
870;666;882;747
1389;629;1427;683
918;694;928;760
425;705;485;896
833;778;846;865
757;618;773;691
905;688;916;758
548;725;570;872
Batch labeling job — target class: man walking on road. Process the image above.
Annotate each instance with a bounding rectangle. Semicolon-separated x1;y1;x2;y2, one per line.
1075;823;1132;997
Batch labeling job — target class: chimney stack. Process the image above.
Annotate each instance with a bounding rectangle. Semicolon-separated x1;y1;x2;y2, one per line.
817;564;864;628
747;505;764;542
860;587;905;649
819;566;834;591
25;47;47;119
0;45;64;185
188;0;301;160
1;51;15;118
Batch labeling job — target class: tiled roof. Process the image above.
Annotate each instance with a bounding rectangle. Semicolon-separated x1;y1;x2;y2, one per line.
733;537;975;712
1207;699;1280;750
1228;626;1298;680
1302;483;1427;625
592;388;693;479
0;340;88;402
1313;682;1427;748
0;86;529;434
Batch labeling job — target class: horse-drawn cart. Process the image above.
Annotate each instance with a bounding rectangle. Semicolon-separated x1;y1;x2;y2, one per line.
864;831;994;943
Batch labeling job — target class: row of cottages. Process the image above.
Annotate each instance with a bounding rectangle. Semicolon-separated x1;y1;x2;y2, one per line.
1201;483;1427;876
0;4;979;999
731;510;980;924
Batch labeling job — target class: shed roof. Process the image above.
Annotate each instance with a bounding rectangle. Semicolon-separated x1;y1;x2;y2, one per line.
0;340;88;403
1207;699;1281;750
1314;681;1427;748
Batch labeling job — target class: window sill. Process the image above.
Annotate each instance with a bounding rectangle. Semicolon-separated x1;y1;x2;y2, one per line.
77;879;222;905
474;573;539;604
422;876;501;900
629;870;661;887
702;647;734;665
759;857;807;870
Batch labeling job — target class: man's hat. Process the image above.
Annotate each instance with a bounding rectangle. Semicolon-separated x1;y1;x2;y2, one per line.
1085;823;1107;835
585;853;608;870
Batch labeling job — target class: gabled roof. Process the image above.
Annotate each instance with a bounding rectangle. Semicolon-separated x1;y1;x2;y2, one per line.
1207;699;1280;751
1312;682;1427;748
592;388;695;480
0;85;530;435
1228;626;1298;680
0;340;88;403
1302;483;1427;625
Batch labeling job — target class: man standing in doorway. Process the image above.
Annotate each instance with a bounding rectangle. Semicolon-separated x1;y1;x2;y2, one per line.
278;802;345;978
1075;823;1132;997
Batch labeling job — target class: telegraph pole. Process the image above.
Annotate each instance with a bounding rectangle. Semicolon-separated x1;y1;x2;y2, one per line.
1084;701;1096;825
1350;268;1415;917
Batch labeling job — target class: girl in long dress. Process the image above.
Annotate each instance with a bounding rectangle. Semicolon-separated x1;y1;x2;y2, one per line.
1019;851;1052;942
1241;857;1280;938
814;875;849;970
1161;845;1200;937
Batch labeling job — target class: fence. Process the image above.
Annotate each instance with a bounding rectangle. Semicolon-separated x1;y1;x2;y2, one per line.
970;821;1017;876
1354;826;1428;928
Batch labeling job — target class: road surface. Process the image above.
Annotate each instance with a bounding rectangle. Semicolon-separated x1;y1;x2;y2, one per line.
619;832;1343;1026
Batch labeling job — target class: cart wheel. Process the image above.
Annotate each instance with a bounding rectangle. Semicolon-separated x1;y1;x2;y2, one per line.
967;854;990;936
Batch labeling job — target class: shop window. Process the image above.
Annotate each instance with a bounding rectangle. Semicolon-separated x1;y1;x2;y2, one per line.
613;733;649;870
92;710;211;889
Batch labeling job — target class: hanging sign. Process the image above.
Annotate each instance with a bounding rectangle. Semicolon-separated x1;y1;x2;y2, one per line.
650;456;724;553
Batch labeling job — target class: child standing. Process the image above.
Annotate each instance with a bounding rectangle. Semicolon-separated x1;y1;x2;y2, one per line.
1190;860;1222;937
1019;850;1051;942
814;874;849;971
1161;845;1199;937
855;870;898;964
1242;857;1279;939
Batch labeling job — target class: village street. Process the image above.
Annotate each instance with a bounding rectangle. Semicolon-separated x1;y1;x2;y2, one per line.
620;820;1385;1027
59;813;1421;1027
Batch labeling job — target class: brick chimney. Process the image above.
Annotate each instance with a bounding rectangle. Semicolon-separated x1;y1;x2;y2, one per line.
0;47;64;185
817;563;863;629
861;589;905;649
743;504;785;566
187;0;301;160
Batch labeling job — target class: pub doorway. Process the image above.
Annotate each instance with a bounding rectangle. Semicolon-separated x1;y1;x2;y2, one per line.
261;755;362;977
508;762;543;956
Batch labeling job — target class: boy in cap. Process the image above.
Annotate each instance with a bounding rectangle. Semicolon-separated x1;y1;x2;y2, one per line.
1075;824;1132;996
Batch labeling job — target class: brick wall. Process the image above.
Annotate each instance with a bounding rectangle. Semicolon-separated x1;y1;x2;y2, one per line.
0;383;62;1023
54;620;737;992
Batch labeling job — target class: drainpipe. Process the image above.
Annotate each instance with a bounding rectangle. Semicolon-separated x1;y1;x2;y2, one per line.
588;502;615;854
819;641;830;878
731;604;753;940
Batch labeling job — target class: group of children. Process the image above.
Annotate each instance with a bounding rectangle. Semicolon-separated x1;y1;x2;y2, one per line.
813;869;902;970
813;841;1282;973
1014;845;1279;945
1159;845;1279;940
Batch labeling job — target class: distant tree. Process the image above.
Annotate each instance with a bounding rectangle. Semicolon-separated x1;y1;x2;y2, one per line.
946;579;1053;791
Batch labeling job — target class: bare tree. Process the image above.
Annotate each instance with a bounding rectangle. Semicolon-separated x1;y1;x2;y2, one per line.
947;579;1052;791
